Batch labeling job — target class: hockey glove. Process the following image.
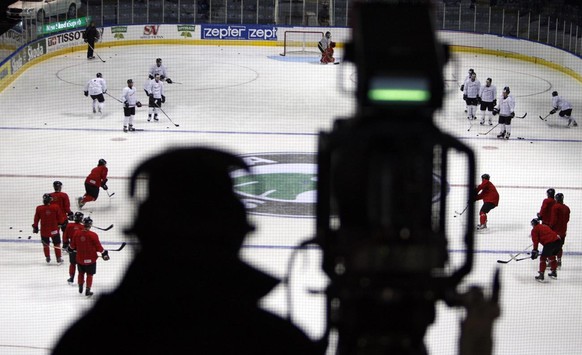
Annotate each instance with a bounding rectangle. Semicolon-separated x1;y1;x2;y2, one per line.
477;96;481;104
161;95;166;103
124;101;129;108
460;84;464;92
536;213;542;221
32;225;39;234
136;101;142;108
550;108;557;115
67;212;74;221
160;75;165;80
492;108;500;116
166;78;173;84
84;91;88;97
492;99;497;106
102;250;110;261
103;90;107;94
102;184;108;191
148;74;154;80
463;94;467;101
531;249;539;260
510;112;515;118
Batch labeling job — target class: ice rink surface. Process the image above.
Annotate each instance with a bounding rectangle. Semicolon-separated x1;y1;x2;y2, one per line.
0;43;581;354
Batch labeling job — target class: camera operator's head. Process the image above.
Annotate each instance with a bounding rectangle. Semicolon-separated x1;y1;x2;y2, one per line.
127;147;253;252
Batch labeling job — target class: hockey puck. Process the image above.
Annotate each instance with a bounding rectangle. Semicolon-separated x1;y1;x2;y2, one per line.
18;236;21;239
28;236;32;239
166;127;169;129
9;227;12;229
19;230;22;232
35;87;38;89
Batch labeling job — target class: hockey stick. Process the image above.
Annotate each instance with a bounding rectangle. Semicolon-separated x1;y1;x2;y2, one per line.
87;43;106;63
108;242;127;251
154;102;180;127
454;202;470;216
515;256;531;262
105;92;123;103
105;190;115;198
516;113;527;119
479;123;499;135
497;244;532;264
93;224;113;231
539;113;550;121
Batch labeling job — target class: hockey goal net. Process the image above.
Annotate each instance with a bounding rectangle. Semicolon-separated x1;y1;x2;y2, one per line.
280;30;324;56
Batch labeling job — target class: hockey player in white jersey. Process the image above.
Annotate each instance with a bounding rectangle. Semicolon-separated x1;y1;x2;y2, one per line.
479;78;497;125
121;79;142;132
493;86;515;139
548;91;578;127
84;73;107;114
460;68;475;113
148;58;173;84
144;74;165;122
463;72;481;120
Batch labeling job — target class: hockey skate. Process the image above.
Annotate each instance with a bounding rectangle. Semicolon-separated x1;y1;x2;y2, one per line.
504;132;510;140
78;284;83;294
123;126;128;132
480;119;485;125
67;277;74;285
153;114;159;121
535;272;544;282
56;258;63;265
548;270;557;279
497;131;506;139
92;107;96;113
476;224;487;230
85;288;93;297
129;125;135;132
46;257;51;263
488;118;493;125
147;115;152;122
77;196;85;209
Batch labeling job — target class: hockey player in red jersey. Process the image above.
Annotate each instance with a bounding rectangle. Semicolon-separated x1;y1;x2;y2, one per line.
33;193;66;263
63;212;85;284
475;174;499;230
78;159;108;208
550;193;570;269
50;181;73;224
71;217;109;296
530;219;562;282
537;188;556;225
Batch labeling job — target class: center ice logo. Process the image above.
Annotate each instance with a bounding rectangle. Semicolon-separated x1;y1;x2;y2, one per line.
233;153;447;218
232;153;317;217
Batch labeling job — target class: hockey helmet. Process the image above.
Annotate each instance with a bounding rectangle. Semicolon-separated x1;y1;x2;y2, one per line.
156;58;162;65
53;180;63;190
83;217;93;227
127;79;133;84
481;174;490;180
74;211;84;223
43;193;53;203
468;68;474;74
98;158;107;166
96;72;102;78
546;188;555;198
531;218;539;226
555;193;564;203
325;31;331;39
486;77;492;84
503;86;510;94
552;91;558;97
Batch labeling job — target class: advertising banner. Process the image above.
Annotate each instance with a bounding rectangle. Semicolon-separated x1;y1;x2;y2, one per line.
38;17;90;36
46;30;85;52
201;25;278;41
11;39;46;74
